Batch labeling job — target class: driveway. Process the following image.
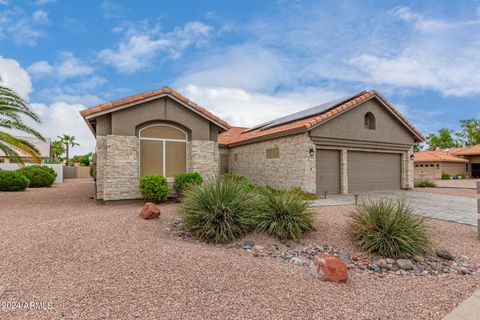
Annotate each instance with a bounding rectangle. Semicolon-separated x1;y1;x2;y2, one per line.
434;179;478;189
311;190;478;226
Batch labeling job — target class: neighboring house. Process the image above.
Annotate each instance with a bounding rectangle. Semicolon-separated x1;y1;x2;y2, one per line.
0;136;51;163
80;87;423;202
414;146;480;179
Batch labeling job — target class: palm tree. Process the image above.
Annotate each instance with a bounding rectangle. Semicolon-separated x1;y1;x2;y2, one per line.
50;140;65;159
0;86;44;163
57;134;79;165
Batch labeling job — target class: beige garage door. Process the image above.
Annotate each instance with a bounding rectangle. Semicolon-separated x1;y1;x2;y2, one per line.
316;149;340;194
348;151;401;193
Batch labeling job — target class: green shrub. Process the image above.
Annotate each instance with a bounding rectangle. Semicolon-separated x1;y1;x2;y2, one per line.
441;172;450;180
17;166;55;187
220;173;251;190
414;179;437;188
350;198;430;258
139;174;168;203
0;170;29;191
252;188;314;240
251;185;317;201
39;166;57;179
174;172;203;193
287;187;317;200
181;178;256;243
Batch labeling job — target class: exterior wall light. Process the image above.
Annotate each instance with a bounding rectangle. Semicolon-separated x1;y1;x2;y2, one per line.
309;148;315;157
410;154;414;160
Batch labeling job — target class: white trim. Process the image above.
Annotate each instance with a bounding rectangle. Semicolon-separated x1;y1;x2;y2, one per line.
140;137;186;142
139;123;188;140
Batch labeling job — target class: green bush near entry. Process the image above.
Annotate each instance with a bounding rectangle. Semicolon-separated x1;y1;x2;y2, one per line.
0;170;30;191
174;172;203;194
139;174;168;203
414;179;437;188
441;172;450;180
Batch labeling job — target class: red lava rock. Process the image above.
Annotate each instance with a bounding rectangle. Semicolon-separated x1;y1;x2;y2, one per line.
311;253;348;283
139;202;161;219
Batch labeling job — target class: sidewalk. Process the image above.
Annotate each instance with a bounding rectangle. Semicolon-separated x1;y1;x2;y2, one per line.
443;289;480;320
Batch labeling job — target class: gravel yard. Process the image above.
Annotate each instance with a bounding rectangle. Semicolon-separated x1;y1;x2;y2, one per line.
1;179;480;320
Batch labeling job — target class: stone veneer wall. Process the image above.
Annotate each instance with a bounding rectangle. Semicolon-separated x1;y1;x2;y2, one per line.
402;146;414;189
95;136;107;200
103;135;141;201
228;133;316;193
188;140;219;178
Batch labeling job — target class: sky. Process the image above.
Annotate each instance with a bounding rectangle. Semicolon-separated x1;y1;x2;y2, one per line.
1;0;480;155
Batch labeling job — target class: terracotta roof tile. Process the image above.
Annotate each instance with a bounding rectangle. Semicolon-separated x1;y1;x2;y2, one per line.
80;86;230;130
454;144;480;156
414;150;469;163
218;90;422;146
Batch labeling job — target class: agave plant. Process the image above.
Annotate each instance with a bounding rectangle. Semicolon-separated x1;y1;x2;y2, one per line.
0;86;44;163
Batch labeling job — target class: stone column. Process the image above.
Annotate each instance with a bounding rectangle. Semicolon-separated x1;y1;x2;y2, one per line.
189;140;219;179
95;136;107;200
340;149;348;194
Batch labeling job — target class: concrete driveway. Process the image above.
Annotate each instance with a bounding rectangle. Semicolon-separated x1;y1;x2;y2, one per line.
311;190;478;226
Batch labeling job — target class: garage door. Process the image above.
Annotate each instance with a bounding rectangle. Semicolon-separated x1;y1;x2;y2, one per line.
316;149;340;194
348;151;401;192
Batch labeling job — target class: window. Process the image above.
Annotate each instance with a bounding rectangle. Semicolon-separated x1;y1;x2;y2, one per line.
420;164;424;167
139;124;187;177
266;147;279;159
430;164;434;167
436;164;440;168
415;164;419;167
364;112;376;130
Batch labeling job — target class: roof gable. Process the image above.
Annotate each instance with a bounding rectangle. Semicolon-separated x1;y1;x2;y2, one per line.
219;90;424;146
79;87;230;131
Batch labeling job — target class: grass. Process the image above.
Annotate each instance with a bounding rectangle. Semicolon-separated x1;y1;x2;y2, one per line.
350;198;430;258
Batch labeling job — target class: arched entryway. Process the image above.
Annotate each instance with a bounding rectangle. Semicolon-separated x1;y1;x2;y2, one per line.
139;124;187;177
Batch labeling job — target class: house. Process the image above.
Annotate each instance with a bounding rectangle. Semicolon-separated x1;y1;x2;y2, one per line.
0;136;51;163
414;146;480;179
80;87;423;202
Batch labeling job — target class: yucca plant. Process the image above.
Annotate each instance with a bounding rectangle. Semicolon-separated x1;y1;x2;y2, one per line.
350;198;430;258
414;179;437;188
252;188;314;240
181;178;256;243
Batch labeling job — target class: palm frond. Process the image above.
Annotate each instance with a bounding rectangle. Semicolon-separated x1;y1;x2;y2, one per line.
0;132;41;163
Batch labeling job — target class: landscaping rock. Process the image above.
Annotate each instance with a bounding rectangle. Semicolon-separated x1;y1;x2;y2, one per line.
339;252;353;265
385;258;396;265
242;240;255;249
139;202;161;219
396;259;414;270
291;257;307;266
310;253;348;283
436;249;455;261
412;255;425;263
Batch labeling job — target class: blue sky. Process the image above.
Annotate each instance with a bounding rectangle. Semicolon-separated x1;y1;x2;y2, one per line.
1;0;479;155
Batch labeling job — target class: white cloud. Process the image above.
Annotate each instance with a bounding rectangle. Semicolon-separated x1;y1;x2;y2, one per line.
29;52;93;81
0;56;32;99
27;102;95;155
99;21;212;73
32;10;48;24
0;8;44;46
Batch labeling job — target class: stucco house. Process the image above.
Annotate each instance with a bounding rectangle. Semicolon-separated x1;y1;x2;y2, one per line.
80;87;423;202
414;146;480;179
0;136;51;163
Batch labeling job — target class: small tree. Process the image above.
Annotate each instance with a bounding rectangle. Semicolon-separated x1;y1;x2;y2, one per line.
57;134;79;165
456;119;480;147
426;128;460;150
50;140;65;159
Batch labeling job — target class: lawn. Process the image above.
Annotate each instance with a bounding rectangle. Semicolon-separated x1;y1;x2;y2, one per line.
1;179;479;319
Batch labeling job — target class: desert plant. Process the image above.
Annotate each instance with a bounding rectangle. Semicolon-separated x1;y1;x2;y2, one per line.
0;170;29;191
414;179;437;188
17;165;55;187
441;172;450;180
252;188;314;240
350;198;430;258
181;178;256;243
220;173;251;188
174;172;203;193
287;187;317;200
139;174;168;203
38;165;57;179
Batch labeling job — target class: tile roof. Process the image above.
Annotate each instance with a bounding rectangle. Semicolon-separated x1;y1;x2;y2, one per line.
453;144;480;156
414;150;469;163
218;127;248;145
219;90;424;146
79;86;230;130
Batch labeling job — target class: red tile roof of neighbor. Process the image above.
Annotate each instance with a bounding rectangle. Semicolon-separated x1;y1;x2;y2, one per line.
218;90;424;145
454;144;480;156
414;150;469;163
79;86;231;130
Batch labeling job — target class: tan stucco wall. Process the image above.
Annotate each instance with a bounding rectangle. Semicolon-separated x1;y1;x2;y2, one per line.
94;97;216;141
228;133;316;193
414;162;469;179
310;98;415;146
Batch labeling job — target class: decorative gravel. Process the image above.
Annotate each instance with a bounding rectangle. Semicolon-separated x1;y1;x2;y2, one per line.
414;187;477;198
1;180;479;320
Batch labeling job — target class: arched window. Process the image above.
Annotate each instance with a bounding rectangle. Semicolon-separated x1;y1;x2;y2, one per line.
139;124;187;177
364;112;376;130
